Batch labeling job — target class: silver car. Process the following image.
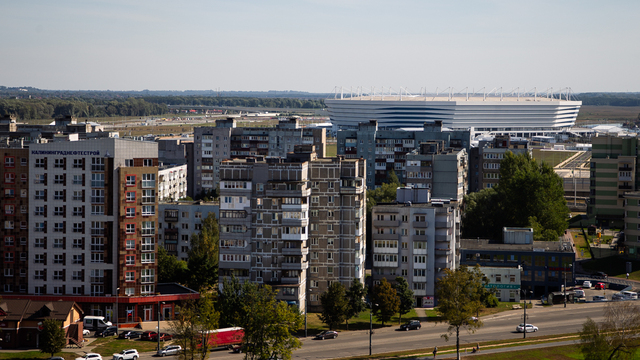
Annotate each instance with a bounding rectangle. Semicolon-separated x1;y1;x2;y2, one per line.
157;345;182;357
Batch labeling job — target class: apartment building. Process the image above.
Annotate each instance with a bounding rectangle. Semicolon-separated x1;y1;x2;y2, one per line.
337;120;471;189
589;135;640;228
218;146;366;312
623;192;640;258
468;135;531;192
158;164;187;201
159;201;219;261
190;118;326;198
404;141;468;201
0;137;198;323
371;187;460;307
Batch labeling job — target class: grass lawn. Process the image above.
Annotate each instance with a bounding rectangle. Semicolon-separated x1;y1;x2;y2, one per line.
90;337;167;357
571;231;592;259
468;343;583;360
325;143;337;157
531;149;578;168
0;352;77;360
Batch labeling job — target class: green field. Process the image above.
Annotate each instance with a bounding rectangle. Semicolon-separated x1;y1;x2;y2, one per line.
531;149;578;168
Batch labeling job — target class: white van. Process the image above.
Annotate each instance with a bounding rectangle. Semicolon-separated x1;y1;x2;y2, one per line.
622;291;638;300
83;316;112;330
574;289;585;298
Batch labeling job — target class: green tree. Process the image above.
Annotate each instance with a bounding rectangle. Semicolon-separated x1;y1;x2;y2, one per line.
371;278;399;326
158;246;188;284
579;301;640;360
436;265;485;359
462;151;568;240
345;278;367;330
394;276;414;325
319;282;348;330
187;213;219;290
241;283;303;360
40;319;66;357
169;294;220;360
218;276;247;328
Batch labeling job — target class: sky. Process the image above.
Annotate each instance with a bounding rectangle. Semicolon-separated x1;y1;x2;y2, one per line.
2;0;639;93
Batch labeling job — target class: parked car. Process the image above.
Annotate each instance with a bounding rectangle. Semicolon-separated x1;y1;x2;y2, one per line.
158;333;173;341
612;292;625;301
582;280;592;288
516;323;538;333
574;289;585;298
594;271;608;279
83;329;91;336
595;282;606;290
112;349;139;360
400;320;421;331
593;295;608;302
157;345;182;357
76;354;103;360
314;330;338;340
118;331;142;340
141;331;158;341
96;326;118;337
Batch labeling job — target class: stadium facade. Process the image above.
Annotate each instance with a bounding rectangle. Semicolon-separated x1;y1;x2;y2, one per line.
325;94;582;137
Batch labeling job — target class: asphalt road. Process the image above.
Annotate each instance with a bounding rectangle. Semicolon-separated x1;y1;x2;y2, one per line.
149;302;603;360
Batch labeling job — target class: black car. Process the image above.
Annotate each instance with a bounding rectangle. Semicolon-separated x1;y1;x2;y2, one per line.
594;271;608;279
118;331;142;339
95;326;118;337
400;320;421;331
314;330;338;340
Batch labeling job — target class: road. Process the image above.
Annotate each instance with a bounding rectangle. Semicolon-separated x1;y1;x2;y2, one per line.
151;302;604;360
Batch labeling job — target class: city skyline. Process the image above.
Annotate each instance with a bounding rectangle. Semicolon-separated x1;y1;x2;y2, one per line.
2;0;639;93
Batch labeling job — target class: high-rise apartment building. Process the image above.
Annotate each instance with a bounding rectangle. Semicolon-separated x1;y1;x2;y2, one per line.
190;118;326;198
468;135;531;192
371;187;460;307
589;135;640;228
218;146;365;311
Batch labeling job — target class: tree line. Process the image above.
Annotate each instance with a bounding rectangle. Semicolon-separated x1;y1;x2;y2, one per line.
143;96;324;109
0;98;168;120
576;93;640;107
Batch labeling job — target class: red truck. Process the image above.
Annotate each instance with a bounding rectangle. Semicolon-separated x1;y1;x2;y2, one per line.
201;327;244;350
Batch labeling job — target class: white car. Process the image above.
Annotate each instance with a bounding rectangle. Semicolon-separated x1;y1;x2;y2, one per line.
582;280;592;288
157;345;182;356
516;323;538;333
112;349;139;360
83;329;91;336
593;295;608;302
76;354;103;360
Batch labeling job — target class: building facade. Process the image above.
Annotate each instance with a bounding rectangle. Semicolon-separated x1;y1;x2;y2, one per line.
468;135;531;192
159;201;219;261
158;164;187;202
337;120;471;189
371;187;460;307
589;135;640;228
218;146;366;312
190;118;326;198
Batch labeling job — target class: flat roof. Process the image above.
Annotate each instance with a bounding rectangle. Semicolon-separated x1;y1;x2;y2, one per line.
461;238;575;253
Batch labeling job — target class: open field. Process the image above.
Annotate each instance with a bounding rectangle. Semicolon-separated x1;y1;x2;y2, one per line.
577;105;640;123
531;149;578;168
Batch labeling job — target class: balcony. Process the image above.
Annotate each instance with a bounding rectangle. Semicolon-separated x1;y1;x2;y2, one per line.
619;185;633;190
435;248;453;255
413;289;426;296
619;166;633;171
435;221;451;229
372;233;399;241
373;260;398;267
281;276;302;284
414;221;428;228
164;213;178;222
413;235;428;241
282;262;309;270
435;234;453;242
282;246;309;256
282;218;309;227
373;220;399;227
619;175;633;181
436;260;450;269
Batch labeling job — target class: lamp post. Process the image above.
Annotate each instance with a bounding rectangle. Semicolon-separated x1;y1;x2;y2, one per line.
521;289;528;339
564;264;573;308
369;303;378;356
115;288;119;336
157;301;165;351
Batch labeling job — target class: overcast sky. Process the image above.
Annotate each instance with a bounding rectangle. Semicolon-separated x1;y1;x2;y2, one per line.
2;0;639;93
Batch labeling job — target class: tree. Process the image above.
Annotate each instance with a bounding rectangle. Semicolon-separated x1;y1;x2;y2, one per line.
187;212;219;291
40;319;66;357
436;265;486;360
218;276;247;328
319;282;348;330
345;278;367;330
241;283;303;360
462;151;568;240
371;278;399;326
158;246;189;284
394;277;414;325
169;293;220;360
579;301;640;360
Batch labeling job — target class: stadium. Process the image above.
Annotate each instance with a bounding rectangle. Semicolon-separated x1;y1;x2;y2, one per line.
325;90;582;137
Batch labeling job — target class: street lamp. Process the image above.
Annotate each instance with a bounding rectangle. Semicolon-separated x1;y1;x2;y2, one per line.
158;301;165;351
521;289;529;339
115;287;119;336
369;303;378;356
305;289;312;338
564;264;573;308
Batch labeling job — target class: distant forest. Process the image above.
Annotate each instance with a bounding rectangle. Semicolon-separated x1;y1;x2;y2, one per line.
0;86;638;121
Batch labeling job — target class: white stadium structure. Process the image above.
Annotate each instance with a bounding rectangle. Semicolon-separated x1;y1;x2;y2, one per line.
325;89;582;137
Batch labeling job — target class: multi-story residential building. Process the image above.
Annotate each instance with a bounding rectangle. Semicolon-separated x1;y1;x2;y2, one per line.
589;135;640;228
404;141;468;201
218;146;366;312
158;164;187;201
157;137;191;165
190;118;326;198
0;137;198;324
337;120;471;189
468;135;531;192
1;144;30;294
371;187;460;307
159;201;219;261
623;192;640;258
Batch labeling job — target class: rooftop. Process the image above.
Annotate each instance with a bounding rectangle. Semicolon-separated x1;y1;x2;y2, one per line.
461;238;575;253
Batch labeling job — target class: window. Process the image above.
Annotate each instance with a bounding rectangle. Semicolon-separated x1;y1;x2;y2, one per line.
5;252;14;263
73;191;83;201
126;239;135;250
91;189;104;203
4;172;15;184
4;268;13;277
73;175;82;185
34;222;44;232
54;175;64;184
142;189;155;203
54;222;64;232
53;238;64;248
73;255;83;264
126;207;135;218
126;223;135;234
141;253;155;264
91;157;105;171
54;254;64;264
54;191;64;200
73;207;83;216
54;206;64;216
34;238;45;248
126;191;136;202
91;173;105;187
73;158;83;168
91;253;104;263
73;239;83;248
143;159;153;167
125;271;135;282
4;204;14;215
125;159;134;167
4;188;15;198
4;156;15;168
141;221;155;235
35;190;45;200
125;255;135;266
34;254;45;264
91;205;104;215
141;269;155;283
34;270;45;280
141;237;155;251
72;271;82;281
35;158;45;168
327;252;334;260
142;205;155;216
126;175;136;186
142;173;156;188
